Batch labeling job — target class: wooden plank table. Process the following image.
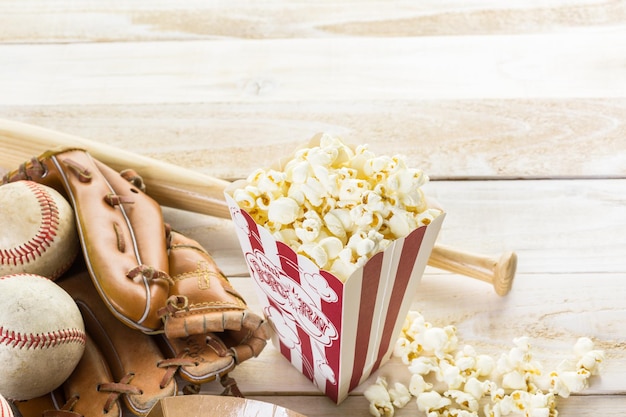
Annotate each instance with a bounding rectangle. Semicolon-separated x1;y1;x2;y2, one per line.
1;2;624;416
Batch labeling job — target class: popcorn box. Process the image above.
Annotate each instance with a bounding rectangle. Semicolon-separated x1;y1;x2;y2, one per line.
224;136;445;403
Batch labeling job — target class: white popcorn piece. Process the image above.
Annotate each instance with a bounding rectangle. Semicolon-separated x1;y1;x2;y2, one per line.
404;314;431;341
329;254;358;281
364;377;394;417
267;196;300;225
295;216;324;243
363;154;397;180
301;176;328;207
422;327;450;357
455;356;477;375
284;159;311;184
323;208;352;240
258;169;287;194
528;391;556;410
490;386;506;403
298;243;329;270
299;236;345;270
409;356;440;376
232;187;258;210
439;360;465;390
408;373;433;396
416;391;452;414
558;369;591;397
464;377;494;401
394;337;417;365
501;370;527;391
339;177;370;203
388;382;412;408
387;208;415;238
443;326;459;355
577;349;605;375
493;393;516;415
445;389;480;412
574;337;605;375
474;354;496;378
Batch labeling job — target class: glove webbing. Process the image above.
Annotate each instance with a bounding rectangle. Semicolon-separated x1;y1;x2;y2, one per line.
2;156;46;183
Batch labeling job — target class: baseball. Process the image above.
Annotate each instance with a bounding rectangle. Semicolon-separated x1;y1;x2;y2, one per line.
0;180;79;280
0;273;86;401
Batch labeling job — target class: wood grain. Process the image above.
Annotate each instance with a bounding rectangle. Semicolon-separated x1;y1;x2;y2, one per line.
1;1;624;416
1;99;625;179
1;0;624;41
245;395;626;417
1;34;624;107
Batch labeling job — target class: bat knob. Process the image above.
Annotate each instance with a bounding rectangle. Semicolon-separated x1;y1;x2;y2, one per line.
493;251;517;296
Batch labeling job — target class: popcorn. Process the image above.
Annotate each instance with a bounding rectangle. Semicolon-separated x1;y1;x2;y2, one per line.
388;382;412;408
416;391;452;414
267;196;300;225
364;377;395;417
445;389;480;412
574;337;605;375
231;133;441;282
365;311;605;417
409;374;433;396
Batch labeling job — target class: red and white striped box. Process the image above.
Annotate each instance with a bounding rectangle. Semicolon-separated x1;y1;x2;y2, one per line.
224;191;444;404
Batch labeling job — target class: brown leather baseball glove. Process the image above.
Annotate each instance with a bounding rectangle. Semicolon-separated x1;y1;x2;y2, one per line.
2;148;269;343
3;148;271;417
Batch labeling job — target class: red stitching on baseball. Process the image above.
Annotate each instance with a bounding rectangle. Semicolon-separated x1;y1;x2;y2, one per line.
0;182;60;266
0;326;86;350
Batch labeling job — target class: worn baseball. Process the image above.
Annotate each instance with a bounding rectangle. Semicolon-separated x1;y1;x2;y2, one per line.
0;181;79;280
0;273;86;401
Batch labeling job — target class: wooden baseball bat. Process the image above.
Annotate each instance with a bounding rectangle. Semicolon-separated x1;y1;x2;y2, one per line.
0;119;516;295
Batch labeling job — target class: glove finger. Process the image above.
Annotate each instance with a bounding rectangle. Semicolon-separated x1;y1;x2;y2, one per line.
2;150;67;193
7;148;172;333
57;267;177;416
155;333;235;386
161;230;271;355
217;324;269;365
47;333;123;417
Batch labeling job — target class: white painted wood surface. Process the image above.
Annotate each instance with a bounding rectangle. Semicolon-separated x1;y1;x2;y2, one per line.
1;1;624;416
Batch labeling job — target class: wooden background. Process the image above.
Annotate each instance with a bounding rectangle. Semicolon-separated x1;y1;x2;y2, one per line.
1;1;625;416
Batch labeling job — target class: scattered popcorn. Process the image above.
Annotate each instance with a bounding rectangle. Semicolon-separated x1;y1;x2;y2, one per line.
444;389;480;412
389;382;412;408
409;374;433;396
230;133;441;281
364;377;395;417
574;337;606;375
416;391;451;414
365;311;605;417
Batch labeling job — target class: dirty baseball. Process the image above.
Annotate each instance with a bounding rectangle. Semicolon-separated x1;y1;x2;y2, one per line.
0;273;86;400
0;180;79;280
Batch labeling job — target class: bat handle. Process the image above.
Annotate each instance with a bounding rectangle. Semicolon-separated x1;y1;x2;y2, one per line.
428;244;517;296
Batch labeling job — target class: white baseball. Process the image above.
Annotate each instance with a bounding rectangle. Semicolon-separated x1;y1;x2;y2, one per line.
0;393;16;417
0;181;79;280
0;273;86;401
